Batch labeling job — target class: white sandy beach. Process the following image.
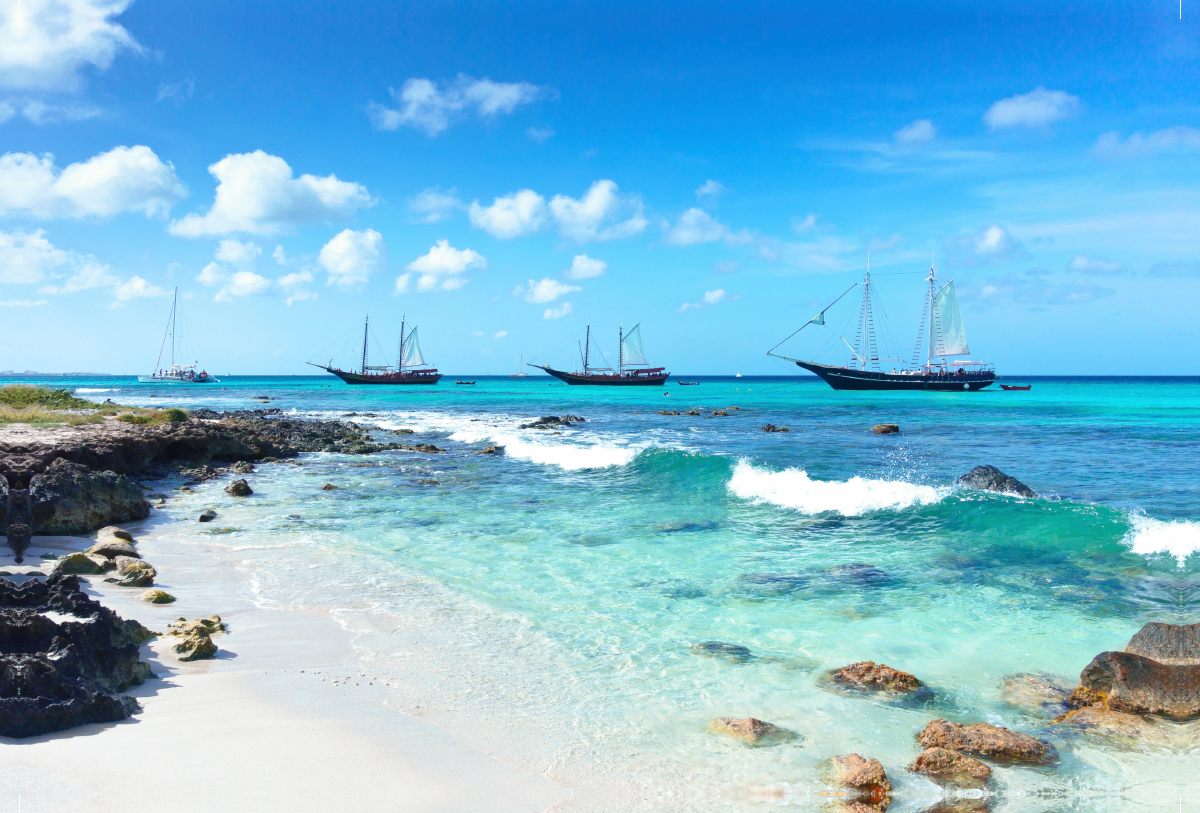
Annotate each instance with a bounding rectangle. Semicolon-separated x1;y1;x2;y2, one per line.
0;532;568;813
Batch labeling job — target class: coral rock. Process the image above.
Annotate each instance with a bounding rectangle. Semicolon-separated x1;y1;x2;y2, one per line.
709;716;796;746
909;747;992;784
829;660;923;692
871;424;900;434
918;719;1055;763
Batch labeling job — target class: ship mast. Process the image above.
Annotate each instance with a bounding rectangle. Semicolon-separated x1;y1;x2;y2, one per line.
397;315;406;374
926;255;937;370
618;324;624;376
361;315;369;374
584;325;591;373
169;288;177;368
855;256;878;372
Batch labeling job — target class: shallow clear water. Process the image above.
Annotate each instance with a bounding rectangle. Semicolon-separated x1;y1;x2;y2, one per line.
18;374;1200;809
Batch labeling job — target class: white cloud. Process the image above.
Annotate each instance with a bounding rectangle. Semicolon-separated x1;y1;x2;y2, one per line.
543;301;572;320
1093;127;1200;159
493;330;508;338
468;189;546;238
393;273;411;294
894;119;936;149
169;150;374;237
195;240;272;302
0;0;143;91
792;213;817;234
113;275;167;301
1068;255;1125;275
0;299;48;307
984;87;1080;130
319;228;387;286
214;270;270;302
214;239;260;265
5;100;103;124
963;271;1114;307
277;269;313;288
566;254;607;279
662;208;752;247
713;260;739;274
368;75;546;136
404;239;486;292
523;277;580;304
550;180;647;243
679;288;739;312
0;229;69;284
472;330;484;337
527;126;555;142
408;187;461;223
156;78;194;105
0;146;186;219
272;245;288;264
945;224;1027;267
695;179;726;199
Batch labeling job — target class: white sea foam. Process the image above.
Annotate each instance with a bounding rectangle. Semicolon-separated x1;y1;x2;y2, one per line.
1122;514;1200;566
74;388;117;393
727;459;947;516
364;410;646;471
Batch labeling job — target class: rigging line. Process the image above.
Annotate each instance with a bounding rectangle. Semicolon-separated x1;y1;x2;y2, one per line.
306;326;360;364
765;282;859;356
527;328;588;365
869;283;904;368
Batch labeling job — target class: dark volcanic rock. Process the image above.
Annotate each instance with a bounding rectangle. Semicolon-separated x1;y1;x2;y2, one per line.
29;459;150;535
224;479;253;497
199;509;217;523
761;424;790;433
955;465;1036;498
519;415;586;430
918;719;1055;763
0;573;154;738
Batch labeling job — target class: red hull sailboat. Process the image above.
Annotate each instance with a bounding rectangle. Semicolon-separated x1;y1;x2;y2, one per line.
532;323;670;386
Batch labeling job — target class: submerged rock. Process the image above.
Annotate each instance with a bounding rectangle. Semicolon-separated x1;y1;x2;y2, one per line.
761;424;790;432
711;410;729;417
825;753;891;802
1067;622;1200;720
519;415;586;430
1000;673;1072;717
321;483;338;491
955;465;1036;498
827;563;892;585
709;716;796;746
909;747;991;784
871;424;900;434
691;641;753;662
829;661;923;693
480;445;504;455
29;459;150;535
918;719;1055;763
224;479;253;497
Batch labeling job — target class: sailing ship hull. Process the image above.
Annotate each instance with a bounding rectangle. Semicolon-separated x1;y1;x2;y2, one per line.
795;360;995;391
321;367;441;385
137;374;218;384
536;366;670;386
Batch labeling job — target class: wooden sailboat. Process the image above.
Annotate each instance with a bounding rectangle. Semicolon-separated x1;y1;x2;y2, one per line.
768;256;996;391
138;288;218;384
531;324;670;385
308;315;441;385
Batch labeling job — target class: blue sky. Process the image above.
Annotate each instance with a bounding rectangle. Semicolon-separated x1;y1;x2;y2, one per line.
1;0;1198;375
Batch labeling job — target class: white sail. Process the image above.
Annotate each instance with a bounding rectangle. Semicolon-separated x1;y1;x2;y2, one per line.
402;327;427;367
933;281;970;356
621;323;648;366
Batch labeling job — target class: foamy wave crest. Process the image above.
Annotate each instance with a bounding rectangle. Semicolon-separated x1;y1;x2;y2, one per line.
727;459;947;516
370;411;644;471
1123;515;1200;566
74;388;117;393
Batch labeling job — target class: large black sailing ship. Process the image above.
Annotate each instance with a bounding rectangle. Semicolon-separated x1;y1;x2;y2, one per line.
532;323;670;385
769;259;996;391
309;315;441;385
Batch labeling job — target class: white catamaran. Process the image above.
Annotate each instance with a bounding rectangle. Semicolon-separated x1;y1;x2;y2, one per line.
138;288;218;384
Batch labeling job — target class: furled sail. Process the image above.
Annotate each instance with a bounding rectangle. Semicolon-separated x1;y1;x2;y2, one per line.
621;323;648;366
933;281;970;356
402;327;427;367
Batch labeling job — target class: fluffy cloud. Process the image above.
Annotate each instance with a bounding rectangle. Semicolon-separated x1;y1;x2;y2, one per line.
1068;255;1125;275
550;180;647;243
894;119;936;149
0;227;165;304
278;269;316;306
0;146;186;219
527;126;555;142
169;151;374;237
1093;127;1200;159
945;224;1027;267
494;330;508;338
662;208;752;246
964;271;1114;307
0;0;143;91
368;75;545;136
695;179;726;199
469;189;546;238
319;228;387;286
543;301;572;320
566;254;607;279
402;239;486;292
984;88;1080;130
214;271;270;302
523;277;580;304
408;187;460;223
680;288;739;311
0;100;102;124
792;214;817;234
195;239;272;302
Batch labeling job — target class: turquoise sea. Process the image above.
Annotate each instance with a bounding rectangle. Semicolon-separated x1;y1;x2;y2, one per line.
14;374;1200;810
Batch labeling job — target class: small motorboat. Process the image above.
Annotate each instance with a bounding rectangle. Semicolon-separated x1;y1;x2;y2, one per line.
1000;385;1031;391
455;380;476;385
678;381;700;386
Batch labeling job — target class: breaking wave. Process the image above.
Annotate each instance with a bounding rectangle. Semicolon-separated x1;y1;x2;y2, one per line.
1122;514;1200;566
74;388;118;393
727;459;948;516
